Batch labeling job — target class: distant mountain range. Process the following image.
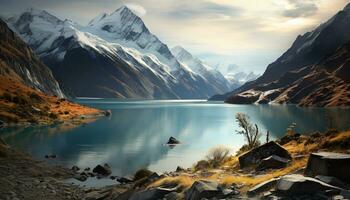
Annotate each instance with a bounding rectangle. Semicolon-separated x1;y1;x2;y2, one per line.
212;3;350;106
4;6;249;99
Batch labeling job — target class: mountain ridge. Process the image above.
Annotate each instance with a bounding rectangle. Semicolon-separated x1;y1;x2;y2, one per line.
6;6;240;99
223;3;350;106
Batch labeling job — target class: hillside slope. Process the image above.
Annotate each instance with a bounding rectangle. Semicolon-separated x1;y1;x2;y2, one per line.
0;19;102;124
225;3;350;106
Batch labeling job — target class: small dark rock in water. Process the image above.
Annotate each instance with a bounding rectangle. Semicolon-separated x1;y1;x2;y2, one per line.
93;163;111;176
88;172;95;177
117;176;134;184
167;136;180;144
80;172;88;177
104;110;112;117
45;154;57;159
74;174;87;182
110;176;116;180
84;167;90;171
71;165;80;171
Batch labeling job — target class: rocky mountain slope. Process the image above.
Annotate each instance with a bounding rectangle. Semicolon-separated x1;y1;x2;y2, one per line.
5;7;235;99
171;46;235;93
0;19;63;97
223;3;350;106
0;19;101;124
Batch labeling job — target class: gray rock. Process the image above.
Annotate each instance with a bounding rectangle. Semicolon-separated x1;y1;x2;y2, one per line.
305;152;350;183
71;165;80;171
315;175;350;190
185;180;237;200
92;163;111;176
164;192;182;200
104;110;112;117
276;174;341;195
74;174;87;182
176;166;185;172
247;178;279;196
167;137;180;144
85;190;109;200
238;141;291;168
256;155;290;171
128;187;175;200
185;180;220;200
117;176;134;184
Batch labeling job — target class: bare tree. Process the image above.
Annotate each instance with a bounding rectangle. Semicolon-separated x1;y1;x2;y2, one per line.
235;113;261;149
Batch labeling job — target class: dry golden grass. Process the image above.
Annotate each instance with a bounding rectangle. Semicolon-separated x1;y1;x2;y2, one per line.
0;75;102;124
149;175;196;191
150;131;350;194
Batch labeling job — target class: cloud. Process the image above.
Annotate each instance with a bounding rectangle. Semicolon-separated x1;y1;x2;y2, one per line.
162;1;242;20
125;3;146;16
282;0;318;18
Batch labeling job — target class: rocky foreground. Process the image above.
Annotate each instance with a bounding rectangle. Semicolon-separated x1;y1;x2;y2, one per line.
1;130;350;200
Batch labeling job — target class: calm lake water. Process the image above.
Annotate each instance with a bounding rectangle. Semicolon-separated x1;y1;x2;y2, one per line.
1;99;350;186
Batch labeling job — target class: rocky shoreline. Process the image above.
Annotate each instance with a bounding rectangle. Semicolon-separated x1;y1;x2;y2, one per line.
1;130;350;200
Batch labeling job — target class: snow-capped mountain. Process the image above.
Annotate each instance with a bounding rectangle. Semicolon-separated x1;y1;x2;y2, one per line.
226;71;259;84
6;7;234;99
224;2;350;106
171;46;234;92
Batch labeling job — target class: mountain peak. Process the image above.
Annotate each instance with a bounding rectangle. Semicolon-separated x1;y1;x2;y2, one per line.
344;3;350;11
112;5;138;18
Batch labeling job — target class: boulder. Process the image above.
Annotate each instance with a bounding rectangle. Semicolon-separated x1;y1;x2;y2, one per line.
315;175;350;190
238;141;291;168
276;174;341;195
185;180;237;200
134;172;161;187
117;176;134;184
92;163;111;176
134;169;153;181
185;180;220;200
167;137;180;144
129;187;176;200
247;178;279;197
176;166;185;172
74;174;87;182
256;155;290;171
305;152;350;183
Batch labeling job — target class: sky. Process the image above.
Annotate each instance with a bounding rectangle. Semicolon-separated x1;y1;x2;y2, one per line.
0;0;349;74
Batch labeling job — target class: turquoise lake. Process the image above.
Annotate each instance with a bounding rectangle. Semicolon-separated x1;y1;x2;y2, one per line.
1;99;349;186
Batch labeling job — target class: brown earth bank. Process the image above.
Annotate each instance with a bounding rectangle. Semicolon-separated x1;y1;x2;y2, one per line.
1;130;350;200
0;75;105;126
0;18;105;126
